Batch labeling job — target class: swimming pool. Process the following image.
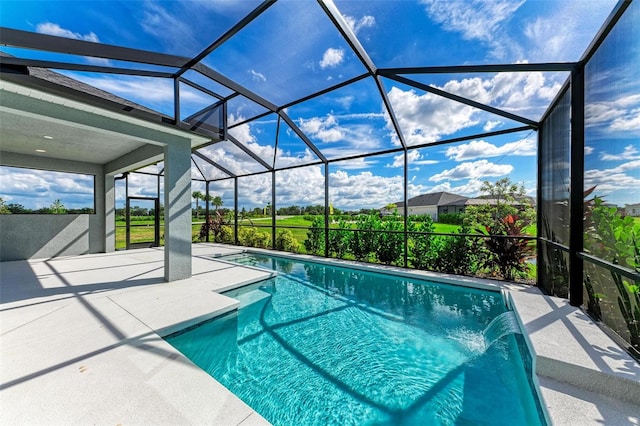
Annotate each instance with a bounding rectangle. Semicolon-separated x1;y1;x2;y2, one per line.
166;252;546;425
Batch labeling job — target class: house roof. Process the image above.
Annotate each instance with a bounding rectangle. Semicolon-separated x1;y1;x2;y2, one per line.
395;192;469;208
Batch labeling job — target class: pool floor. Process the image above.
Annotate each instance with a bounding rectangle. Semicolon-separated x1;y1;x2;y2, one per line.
166;253;544;425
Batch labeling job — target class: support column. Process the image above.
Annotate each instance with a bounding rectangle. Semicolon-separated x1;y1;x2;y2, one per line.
164;139;192;281
569;67;585;306
104;174;116;252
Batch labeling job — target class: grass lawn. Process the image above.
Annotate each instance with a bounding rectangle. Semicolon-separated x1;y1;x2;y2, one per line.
115;215;537;250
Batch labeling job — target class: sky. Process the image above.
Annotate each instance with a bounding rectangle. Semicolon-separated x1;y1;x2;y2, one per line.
1;0;637;211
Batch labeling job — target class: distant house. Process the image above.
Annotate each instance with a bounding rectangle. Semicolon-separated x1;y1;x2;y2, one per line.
386;191;535;222
625;203;640;217
390;192;468;221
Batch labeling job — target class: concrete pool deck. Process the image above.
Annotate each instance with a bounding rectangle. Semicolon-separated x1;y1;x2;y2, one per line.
1;244;639;425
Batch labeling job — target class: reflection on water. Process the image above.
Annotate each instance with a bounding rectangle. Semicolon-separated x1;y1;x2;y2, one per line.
167;253;544;425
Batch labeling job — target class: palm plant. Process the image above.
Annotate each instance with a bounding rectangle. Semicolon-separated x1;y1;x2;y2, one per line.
192;190;203;219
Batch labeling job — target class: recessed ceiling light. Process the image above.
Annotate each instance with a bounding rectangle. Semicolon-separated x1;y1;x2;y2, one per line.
43;135;53;140
35;149;46;153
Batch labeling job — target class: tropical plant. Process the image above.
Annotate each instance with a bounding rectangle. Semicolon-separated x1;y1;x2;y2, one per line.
50;199;66;214
192;191;203;218
584;195;640;354
198;210;233;243
212;196;223;211
481;214;533;281
463;178;535;230
0;197;11;214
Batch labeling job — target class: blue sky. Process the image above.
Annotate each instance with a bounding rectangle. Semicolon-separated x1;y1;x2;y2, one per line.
1;0;637;211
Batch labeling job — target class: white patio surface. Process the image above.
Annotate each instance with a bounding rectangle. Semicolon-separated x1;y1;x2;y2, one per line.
1;243;639;425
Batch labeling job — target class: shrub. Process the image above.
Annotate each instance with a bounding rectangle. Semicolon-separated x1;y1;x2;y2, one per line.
238;227;271;248
438;213;464;225
350;214;379;261
276;229;299;253
376;214;404;265
328;220;350;259
433;226;483;276
408;216;436;270
304;216;325;255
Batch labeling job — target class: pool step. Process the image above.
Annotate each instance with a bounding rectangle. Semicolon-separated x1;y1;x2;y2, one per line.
235;288;272;309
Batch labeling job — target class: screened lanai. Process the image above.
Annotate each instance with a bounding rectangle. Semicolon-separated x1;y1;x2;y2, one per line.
1;0;639;363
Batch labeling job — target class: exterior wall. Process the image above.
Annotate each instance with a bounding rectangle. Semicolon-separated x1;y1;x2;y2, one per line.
0;214;102;261
408;205;438;221
625;204;640;217
0;152;106;261
395;205;439;220
438;205;466;216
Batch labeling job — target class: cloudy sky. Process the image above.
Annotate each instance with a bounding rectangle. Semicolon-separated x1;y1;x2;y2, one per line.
1;0;637;211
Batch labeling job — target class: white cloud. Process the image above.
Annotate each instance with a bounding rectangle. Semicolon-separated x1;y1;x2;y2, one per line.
390;150;439;168
600;145;640;161
523;1;618;62
429;160;513;182
585;94;640;134
421;0;525;59
140;2;198;53
445;138;536;161
483;120;502;132
0;167;94;209
424;178;486;197
610;111;640;132
65;74;208;112
249;69;267;83
387;72;562;143
297;114;383;157
35;22;110;65
320;48;345;69
36;22;100;42
299;115;343;143
584;146;594;155
584;160;640;198
329;170;404;209
387;86;479;145
344;15;376;34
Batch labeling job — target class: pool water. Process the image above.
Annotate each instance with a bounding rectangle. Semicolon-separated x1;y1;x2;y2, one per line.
166;253;545;425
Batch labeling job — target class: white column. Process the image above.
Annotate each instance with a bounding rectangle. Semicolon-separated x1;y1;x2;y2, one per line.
104;173;115;252
163;139;192;281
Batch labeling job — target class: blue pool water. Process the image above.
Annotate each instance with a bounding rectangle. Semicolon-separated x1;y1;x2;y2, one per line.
166;253;545;425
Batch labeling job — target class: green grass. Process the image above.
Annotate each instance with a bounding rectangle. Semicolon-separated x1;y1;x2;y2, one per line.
115;215;537;250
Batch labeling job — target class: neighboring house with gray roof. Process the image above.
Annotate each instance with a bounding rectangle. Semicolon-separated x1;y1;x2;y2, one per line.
389;192;468;221
387;191;535;222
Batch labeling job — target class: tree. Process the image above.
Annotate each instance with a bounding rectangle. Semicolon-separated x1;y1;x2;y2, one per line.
7;203;30;214
50;199;66;214
212;196;223;211
463;178;534;230
0;197;11;214
192;190;203;218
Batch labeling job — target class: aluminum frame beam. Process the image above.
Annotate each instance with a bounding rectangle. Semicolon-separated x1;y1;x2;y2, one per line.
0;56;174;77
0;27;189;68
386;74;539;128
